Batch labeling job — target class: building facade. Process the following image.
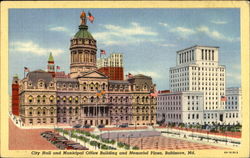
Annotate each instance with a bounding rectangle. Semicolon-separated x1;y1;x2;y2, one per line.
12;12;156;127
224;87;242;125
157;91;204;125
97;53;124;80
157;45;240;125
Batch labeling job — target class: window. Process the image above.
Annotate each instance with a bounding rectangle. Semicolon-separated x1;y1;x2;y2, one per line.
37;95;41;103
42;95;46;103
50;118;54;123
28;96;33;103
49;96;54;103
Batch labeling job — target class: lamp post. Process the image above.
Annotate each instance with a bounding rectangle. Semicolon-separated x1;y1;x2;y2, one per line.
139;134;143;149
207;131;209;142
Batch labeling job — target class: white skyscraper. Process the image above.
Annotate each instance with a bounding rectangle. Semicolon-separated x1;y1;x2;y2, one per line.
97;53;123;68
157;45;228;125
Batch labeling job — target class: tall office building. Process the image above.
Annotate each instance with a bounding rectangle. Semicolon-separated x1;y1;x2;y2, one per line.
158;45;228;125
97;53;124;80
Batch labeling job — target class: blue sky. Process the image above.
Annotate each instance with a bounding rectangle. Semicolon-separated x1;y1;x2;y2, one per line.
9;8;241;91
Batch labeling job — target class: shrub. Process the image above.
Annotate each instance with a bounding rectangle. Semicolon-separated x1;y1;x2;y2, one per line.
90;141;98;146
117;142;125;148
101;144;109;150
132;146;139;150
124;145;130;150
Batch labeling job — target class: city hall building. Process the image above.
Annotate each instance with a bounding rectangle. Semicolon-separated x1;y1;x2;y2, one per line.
11;12;157;127
157;45;241;125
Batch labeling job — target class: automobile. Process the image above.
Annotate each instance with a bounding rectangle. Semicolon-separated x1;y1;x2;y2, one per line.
62;140;79;146
82;124;91;128
51;137;68;144
73;124;82;128
43;133;55;138
97;124;105;128
119;124;128;128
68;145;88;150
55;142;67;150
41;131;53;136
47;135;62;141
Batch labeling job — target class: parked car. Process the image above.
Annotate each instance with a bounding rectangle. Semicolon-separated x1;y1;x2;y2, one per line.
82;124;91;128
51;137;68;144
55;142;67;150
73;124;82;128
119;124;128;128
40;131;52;136
97;124;105;128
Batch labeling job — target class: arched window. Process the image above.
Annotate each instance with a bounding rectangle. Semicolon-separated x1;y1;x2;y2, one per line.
63;107;66;114
102;97;106;103
75;97;79;103
57;96;60;103
95;83;99;90
28;96;33;103
82;96;87;103
145;97;149;103
50;108;54;115
29;107;33;115
69;96;72;103
90;96;94;103
49;96;54;103
83;82;87;90
136;97;140;104
109;97;113;103
42;95;46;103
37;95;41;103
75;107;78;114
37;108;41;116
126;97;129;103
69;107;72;114
63;96;66;103
90;82;94;90
42;107;46;115
142;97;145;103
102;83;106;90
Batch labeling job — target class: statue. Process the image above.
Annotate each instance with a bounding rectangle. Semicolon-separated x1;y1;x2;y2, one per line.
80;11;87;25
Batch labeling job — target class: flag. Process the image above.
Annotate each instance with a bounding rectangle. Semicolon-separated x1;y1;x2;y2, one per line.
100;49;106;55
24;67;30;72
88;12;95;23
96;90;102;97
150;89;158;97
221;96;227;102
101;90;106;95
56;66;60;70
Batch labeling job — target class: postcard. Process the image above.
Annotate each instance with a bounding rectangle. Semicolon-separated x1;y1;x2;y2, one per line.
0;1;249;157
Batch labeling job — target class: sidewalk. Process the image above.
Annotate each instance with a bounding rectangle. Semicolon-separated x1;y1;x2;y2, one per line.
155;127;240;149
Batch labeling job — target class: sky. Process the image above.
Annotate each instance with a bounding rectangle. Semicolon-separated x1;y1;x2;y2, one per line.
9;8;241;91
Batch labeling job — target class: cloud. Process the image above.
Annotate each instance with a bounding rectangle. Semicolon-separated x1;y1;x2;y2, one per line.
170;27;196;38
159;22;169;27
211;20;228;25
158;43;176;47
10;41;64;56
196;26;237;42
159;21;239;42
48;26;74;36
92;22;159;46
126;70;162;79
